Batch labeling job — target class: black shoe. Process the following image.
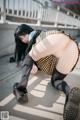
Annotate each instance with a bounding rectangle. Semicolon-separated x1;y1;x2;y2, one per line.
9;56;15;63
63;87;80;120
13;82;28;104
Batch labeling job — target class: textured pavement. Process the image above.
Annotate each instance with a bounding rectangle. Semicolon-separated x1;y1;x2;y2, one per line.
0;55;80;120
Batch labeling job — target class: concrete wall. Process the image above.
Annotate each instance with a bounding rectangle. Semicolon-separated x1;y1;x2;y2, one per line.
0;23;80;57
0;23;16;57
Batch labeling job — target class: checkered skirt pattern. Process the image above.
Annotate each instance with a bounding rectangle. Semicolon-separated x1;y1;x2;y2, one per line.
36;55;58;75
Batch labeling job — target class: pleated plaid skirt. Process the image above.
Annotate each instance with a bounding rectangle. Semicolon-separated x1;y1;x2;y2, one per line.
36;55;58;75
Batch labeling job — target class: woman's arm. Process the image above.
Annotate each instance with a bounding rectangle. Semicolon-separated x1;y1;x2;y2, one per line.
25;30;41;54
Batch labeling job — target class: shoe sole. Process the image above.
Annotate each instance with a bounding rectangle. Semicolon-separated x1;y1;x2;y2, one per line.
63;87;80;120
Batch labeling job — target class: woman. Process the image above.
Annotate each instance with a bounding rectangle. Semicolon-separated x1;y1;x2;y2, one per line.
13;30;80;120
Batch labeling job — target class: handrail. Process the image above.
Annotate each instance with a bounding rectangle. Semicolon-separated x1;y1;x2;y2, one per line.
0;0;80;29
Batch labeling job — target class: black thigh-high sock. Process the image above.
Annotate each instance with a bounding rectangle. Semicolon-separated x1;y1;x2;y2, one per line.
51;68;70;95
19;54;34;88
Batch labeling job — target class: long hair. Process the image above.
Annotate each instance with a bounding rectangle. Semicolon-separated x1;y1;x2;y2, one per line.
14;24;33;63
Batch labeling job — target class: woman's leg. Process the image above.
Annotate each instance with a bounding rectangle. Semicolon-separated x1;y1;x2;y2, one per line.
51;68;70;95
18;36;52;88
52;42;80;120
51;41;78;95
13;54;34;103
13;37;51;103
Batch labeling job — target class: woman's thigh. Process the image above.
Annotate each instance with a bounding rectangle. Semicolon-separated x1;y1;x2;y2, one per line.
56;42;78;74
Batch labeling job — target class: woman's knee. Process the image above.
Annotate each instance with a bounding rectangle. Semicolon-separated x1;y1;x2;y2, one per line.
51;68;67;87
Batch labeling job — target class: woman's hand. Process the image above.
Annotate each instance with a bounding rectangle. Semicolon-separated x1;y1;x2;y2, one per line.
30;64;38;75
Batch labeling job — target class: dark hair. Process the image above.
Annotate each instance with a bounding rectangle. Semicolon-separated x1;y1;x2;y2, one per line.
14;24;33;37
14;24;34;64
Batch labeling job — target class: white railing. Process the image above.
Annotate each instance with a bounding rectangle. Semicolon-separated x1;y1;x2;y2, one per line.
0;0;80;29
0;0;6;23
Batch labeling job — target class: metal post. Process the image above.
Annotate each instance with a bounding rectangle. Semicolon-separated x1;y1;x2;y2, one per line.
65;11;69;28
78;17;80;28
54;6;60;27
37;4;42;26
1;0;6;23
37;0;43;26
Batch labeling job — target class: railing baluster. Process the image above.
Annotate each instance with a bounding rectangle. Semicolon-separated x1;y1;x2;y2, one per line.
0;0;80;29
0;0;6;23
